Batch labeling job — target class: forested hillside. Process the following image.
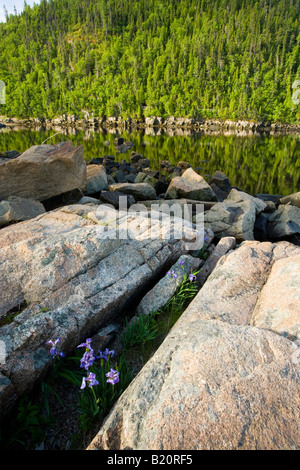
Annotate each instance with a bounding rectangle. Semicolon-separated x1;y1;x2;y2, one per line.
0;0;300;122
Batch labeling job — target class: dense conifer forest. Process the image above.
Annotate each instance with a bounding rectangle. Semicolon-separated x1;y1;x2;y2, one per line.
0;0;300;122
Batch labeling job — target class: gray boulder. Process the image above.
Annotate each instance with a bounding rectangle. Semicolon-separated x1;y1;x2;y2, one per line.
267;205;300;238
204;199;257;241
165;168;218;202
0;141;86;202
0;197;45;227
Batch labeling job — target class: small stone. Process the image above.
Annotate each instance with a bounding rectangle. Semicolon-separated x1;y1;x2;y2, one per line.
280;192;300;208
85;165;108;195
100;191;136;209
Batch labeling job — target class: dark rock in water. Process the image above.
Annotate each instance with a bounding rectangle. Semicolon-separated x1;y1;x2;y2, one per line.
100;190;136;209
125;174;136;183
255;194;283;205
125;141;134;149
130;152;144;163
4;150;20;159
0;123;6;128
114;137;124;146
89;157;104;165
103;156;118;171
254;213;271;240
113;170;127;183
128;165;138;175
118;163;129;173
159;160;171;168
209;183;228;202
136;158;151;171
209;171;231;193
116;143;131;154
177;161;191;170
103;155;115;161
143;168;159;178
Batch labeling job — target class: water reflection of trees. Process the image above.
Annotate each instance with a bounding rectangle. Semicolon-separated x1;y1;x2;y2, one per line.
0;128;299;196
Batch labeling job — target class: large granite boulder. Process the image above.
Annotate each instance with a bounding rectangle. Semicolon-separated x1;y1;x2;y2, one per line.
0;204;199;416
165;168;218;202
0;141;86;202
88;240;300;450
204;199;257;241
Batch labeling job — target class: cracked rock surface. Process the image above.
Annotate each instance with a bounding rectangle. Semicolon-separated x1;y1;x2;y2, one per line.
0;203;199;415
88;240;300;451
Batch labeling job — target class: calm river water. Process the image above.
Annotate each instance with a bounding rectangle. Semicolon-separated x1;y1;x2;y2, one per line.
0;127;299;196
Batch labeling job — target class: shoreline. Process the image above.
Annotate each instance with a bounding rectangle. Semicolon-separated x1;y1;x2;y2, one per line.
1;116;300;136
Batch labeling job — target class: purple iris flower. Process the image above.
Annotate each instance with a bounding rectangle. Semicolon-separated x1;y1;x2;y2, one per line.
80;349;96;370
96;348;115;361
104;348;115;359
179;260;185;266
77;338;96;370
189;274;197;282
106;368;120;385
77;338;92;349
46;338;65;359
80;372;99;389
167;270;178;279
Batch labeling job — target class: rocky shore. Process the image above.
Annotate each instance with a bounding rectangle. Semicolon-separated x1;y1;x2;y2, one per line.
1;115;300;136
0;140;299;450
